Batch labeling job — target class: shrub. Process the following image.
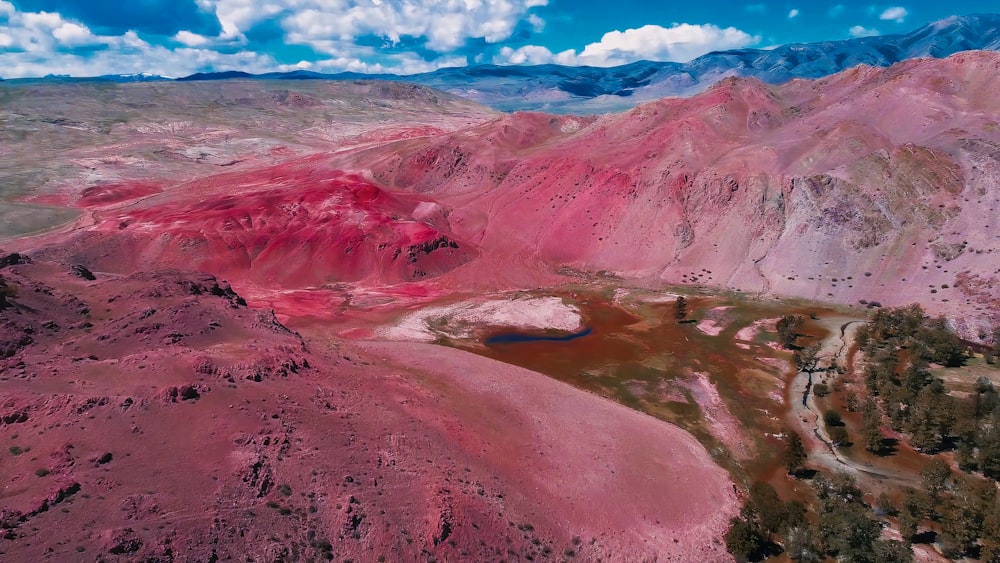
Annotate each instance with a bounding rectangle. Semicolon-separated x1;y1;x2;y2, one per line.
823;410;843;427
777;315;805;349
828;426;849;446
724;517;765;562
0;282;16;298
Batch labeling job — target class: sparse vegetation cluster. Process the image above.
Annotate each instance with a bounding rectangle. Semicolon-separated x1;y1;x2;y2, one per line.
725;472;913;563
727;304;1000;562
893;459;1000;559
857;305;1000;473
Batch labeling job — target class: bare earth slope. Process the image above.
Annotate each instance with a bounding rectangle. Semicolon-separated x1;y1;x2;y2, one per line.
0;255;736;561
334;52;1000;337
0;80;493;238
9;54;999;336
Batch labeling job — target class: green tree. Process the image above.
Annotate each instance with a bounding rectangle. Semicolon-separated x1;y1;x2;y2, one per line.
777;315;805;349
816;501;880;562
794;343;822;372
920;458;952;515
981;496;1000;563
784;432;808;476
898;512;920;542
862;399;883;453
875;491;897;517
823;409;843;427
988;329;1000;365
873;540;913;563
918;317;967;367
901;487;930;522
828;425;849;446
940;475;995;557
724;516;765;562
674;296;688;322
748;482;796;537
785;525;821;562
980;417;1000;479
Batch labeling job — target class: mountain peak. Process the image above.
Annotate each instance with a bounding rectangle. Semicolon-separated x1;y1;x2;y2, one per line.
43;13;1000;114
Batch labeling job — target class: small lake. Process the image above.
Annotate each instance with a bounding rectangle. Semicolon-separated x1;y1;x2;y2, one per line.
456;289;846;481
485;327;593;345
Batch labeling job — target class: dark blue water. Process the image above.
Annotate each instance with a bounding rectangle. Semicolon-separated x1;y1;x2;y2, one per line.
484;327;593;345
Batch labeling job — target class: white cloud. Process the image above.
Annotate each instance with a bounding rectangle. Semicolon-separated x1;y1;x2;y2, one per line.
52;22;99;46
879;6;908;22
0;1;482;78
0;3;280;78
173;30;211;47
788;9;800;18
200;0;547;53
849;25;880;37
527;14;545;32
21;11;63;29
496;44;567;65
0;0;758;78
1;7;107;52
496;23;759;67
310;53;467;75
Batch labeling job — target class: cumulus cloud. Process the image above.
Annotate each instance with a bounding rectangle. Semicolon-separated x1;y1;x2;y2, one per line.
879;6;909;22
1;6;107;52
0;1;485;77
849;25;880;37
199;0;547;52
0;0;765;78
173;30;211;47
788;9;800;18
0;3;275;77
52;22;99;45
527;14;545;33
496;23;759;68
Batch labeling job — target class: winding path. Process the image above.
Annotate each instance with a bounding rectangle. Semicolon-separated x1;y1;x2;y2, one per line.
787;316;917;486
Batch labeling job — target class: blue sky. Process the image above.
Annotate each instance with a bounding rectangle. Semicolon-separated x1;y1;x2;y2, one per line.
0;1;995;78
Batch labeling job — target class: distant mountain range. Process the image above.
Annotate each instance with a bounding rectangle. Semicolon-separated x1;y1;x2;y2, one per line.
8;14;1000;113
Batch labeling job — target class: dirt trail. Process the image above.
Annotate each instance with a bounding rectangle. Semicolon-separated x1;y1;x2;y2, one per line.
786;316;918;487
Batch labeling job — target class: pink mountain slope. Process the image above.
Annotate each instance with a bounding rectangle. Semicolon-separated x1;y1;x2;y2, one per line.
11;53;1000;336
332;51;1000;336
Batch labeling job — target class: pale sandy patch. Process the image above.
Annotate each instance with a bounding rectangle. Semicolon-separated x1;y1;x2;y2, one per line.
756;356;788;371
612;288;681;305
736;317;780;342
696;306;735;336
696;319;724;336
639;292;683;303
379;296;582;342
681;371;750;459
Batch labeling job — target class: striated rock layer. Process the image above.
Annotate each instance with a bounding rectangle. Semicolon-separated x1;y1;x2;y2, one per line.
332;51;1000;337
10;54;1000;338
